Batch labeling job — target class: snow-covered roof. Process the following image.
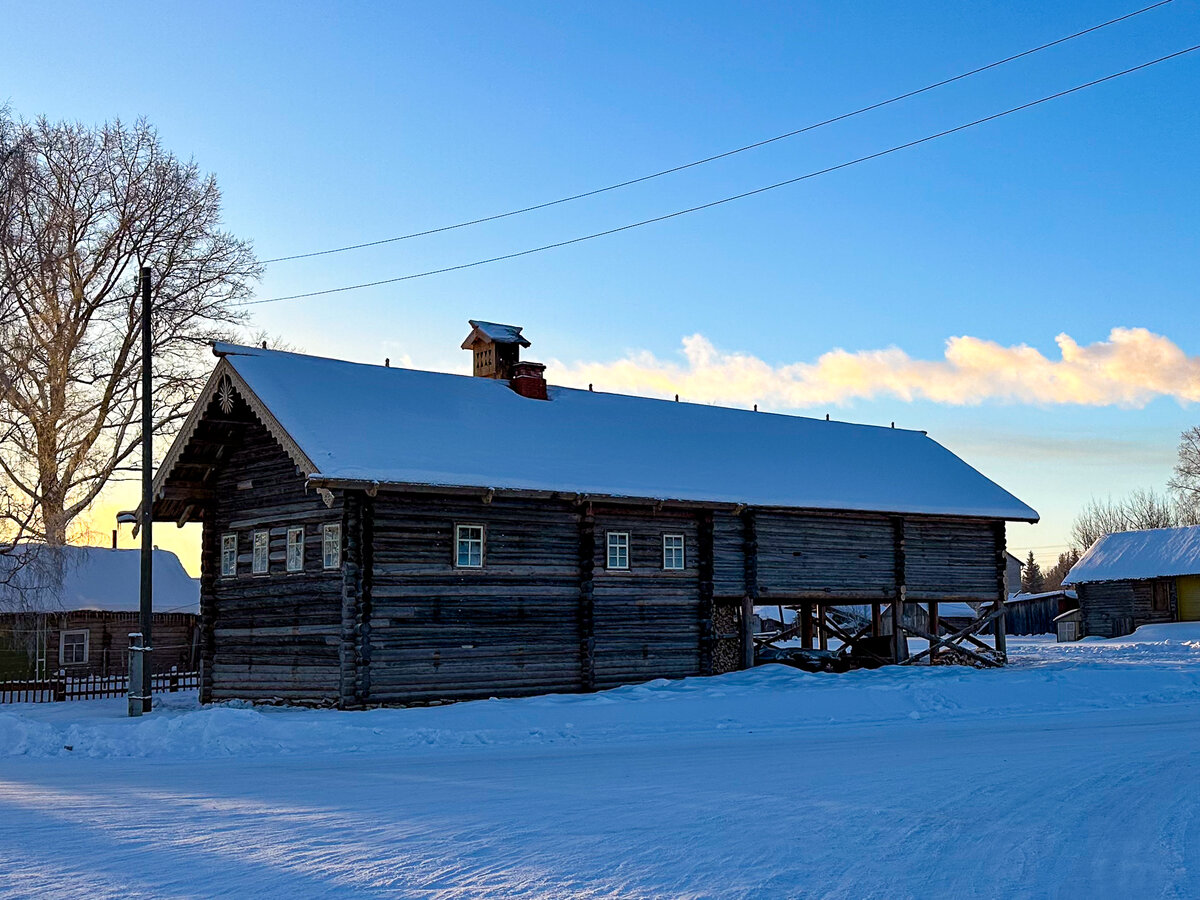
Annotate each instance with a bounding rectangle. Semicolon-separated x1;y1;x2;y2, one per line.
1063;526;1200;585
461;320;530;348
173;343;1037;521
0;545;199;614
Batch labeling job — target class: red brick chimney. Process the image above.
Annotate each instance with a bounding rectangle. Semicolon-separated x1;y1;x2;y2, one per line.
510;360;548;400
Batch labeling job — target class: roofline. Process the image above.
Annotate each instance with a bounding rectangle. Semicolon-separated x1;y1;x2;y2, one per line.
304;475;1039;522
152;357;320;506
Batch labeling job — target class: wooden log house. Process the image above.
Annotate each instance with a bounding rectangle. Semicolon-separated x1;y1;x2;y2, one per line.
1064;525;1200;637
150;321;1038;706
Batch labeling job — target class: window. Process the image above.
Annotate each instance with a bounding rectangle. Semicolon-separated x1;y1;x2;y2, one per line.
252;530;269;574
323;523;341;570
287;527;305;573
607;532;630;570
663;534;685;570
60;630;88;665
456;524;484;568
221;533;237;577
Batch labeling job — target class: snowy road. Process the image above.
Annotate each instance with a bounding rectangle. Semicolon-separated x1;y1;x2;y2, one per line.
3;632;1200;898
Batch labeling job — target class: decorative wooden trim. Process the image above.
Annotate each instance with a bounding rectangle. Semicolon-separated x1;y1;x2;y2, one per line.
579;503;596;692
152;359;320;512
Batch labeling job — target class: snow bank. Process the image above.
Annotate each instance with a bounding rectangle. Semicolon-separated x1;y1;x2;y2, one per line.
4;629;1200;761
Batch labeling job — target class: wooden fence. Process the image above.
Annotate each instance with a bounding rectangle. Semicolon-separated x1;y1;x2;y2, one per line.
0;669;199;704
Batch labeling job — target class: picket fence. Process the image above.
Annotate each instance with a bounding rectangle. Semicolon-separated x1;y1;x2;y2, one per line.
0;669;199;704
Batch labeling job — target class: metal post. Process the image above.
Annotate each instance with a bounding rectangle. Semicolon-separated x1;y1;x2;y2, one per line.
128;632;146;717
138;266;154;713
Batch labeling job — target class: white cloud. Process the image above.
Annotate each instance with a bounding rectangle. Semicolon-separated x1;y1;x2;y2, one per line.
551;328;1200;409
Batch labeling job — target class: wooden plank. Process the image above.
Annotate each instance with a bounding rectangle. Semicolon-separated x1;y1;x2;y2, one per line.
741;509;758;670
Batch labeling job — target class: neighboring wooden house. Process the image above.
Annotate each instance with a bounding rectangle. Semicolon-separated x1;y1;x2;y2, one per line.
981;590;1076;636
1064;525;1200;637
149;322;1038;707
0;546;200;678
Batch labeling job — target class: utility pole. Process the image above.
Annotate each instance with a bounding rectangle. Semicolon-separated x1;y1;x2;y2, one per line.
130;265;154;715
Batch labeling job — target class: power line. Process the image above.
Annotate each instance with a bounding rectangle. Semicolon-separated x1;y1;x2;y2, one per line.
260;1;1175;265
245;44;1200;307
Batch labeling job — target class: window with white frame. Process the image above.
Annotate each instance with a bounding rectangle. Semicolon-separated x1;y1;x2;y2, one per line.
456;524;484;568
60;630;88;665
323;523;342;570
221;533;237;577
286;527;305;572
607;532;630;570
252;530;269;574
663;534;685;570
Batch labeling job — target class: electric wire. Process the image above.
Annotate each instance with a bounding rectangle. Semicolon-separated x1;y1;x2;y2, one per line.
245;43;1200;306
259;1;1175;265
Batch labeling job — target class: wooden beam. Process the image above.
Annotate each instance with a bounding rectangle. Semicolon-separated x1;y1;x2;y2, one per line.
928;600;939;665
698;509;715;677
993;521;1008;659
579;503;596;691
891;517;907;663
818;605;828;651
802;602;814;649
741;509;758;670
339;492;364;709
198;513;217;704
358;495;374;703
871;601;882;638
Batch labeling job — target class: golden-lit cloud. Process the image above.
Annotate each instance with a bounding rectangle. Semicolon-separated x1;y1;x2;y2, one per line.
553;328;1200;409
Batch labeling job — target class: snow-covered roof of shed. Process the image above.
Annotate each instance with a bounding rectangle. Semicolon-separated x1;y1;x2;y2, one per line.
203;343;1038;521
1063;526;1200;585
461;320;530;348
0;546;199;614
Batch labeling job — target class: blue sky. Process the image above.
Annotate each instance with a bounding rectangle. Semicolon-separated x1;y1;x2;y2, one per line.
5;0;1200;569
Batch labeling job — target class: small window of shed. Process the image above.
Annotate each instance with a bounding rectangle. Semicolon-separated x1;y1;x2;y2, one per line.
663;534;685;570
61;630;88;665
252;530;269;575
456;524;484;568
323;524;341;570
607;532;630;570
221;533;237;577
287;527;305;573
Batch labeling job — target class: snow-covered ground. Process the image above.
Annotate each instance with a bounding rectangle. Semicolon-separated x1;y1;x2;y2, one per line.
3;627;1200;898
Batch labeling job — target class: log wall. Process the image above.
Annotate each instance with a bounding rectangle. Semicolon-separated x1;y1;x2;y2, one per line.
206;419;344;703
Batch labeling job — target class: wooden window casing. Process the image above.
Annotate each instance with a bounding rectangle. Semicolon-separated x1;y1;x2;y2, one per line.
663;534;685;570
286;527;305;573
220;533;237;577
607;532;630;570
455;524;485;568
323;523;342;570
252;530;269;575
60;630;88;665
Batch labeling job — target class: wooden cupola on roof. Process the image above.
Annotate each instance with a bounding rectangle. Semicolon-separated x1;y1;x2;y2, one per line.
461;320;531;380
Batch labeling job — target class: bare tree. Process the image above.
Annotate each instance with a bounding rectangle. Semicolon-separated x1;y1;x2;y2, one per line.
0;111;260;547
1169;426;1200;524
1070;488;1181;552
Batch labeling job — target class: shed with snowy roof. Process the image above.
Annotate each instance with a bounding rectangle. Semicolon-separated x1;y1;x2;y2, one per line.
150;321;1037;706
1064;525;1200;637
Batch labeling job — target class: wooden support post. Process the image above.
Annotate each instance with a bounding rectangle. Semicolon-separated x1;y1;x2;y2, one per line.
928;600;939;665
802;602;814;649
818;606;828;651
741;509;758;670
579;504;596;690
697;510;715;677
871;601;882;638
339;491;364;709
198;514;217;704
994;522;1008;659
891;517;908;663
357;495;374;703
